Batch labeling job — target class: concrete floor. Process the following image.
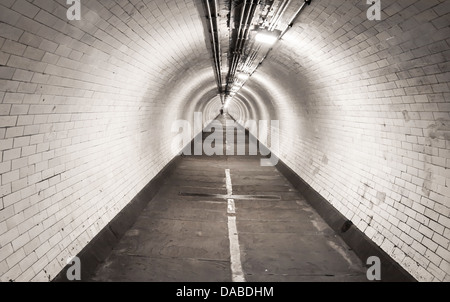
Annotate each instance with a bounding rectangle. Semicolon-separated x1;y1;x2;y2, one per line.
90;115;367;282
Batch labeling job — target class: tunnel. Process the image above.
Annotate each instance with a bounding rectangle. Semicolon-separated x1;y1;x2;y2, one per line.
0;0;449;283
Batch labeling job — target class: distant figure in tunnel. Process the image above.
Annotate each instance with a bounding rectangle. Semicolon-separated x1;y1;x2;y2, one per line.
220;109;224;116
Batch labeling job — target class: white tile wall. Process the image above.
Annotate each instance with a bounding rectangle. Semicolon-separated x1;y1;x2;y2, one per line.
0;0;216;281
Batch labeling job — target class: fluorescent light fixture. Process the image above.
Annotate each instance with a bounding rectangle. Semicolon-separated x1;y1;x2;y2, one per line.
237;73;250;81
255;31;279;46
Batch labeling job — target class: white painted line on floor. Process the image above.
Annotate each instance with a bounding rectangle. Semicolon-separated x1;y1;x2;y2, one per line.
228;199;236;214
228;216;246;282
199;201;227;205
225;169;233;196
225;169;245;282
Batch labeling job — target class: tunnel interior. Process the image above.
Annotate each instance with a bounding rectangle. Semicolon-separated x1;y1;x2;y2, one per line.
0;0;449;282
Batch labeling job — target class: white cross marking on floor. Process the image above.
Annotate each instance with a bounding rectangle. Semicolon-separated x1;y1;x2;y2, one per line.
228;199;236;214
225;169;246;282
225;169;233;196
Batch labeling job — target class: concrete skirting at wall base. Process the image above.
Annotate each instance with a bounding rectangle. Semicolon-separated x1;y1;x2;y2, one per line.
275;160;417;283
52;155;182;282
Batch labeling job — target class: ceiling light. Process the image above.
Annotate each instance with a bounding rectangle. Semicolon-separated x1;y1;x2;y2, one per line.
255;30;279;46
237;73;250;81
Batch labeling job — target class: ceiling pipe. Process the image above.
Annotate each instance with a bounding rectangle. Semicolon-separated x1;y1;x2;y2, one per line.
266;0;285;30
229;10;255;83
279;0;310;39
239;2;258;59
226;0;258;95
212;0;224;89
261;0;279;28
236;0;257;53
227;0;248;87
268;0;292;31
230;0;255;78
205;0;223;95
